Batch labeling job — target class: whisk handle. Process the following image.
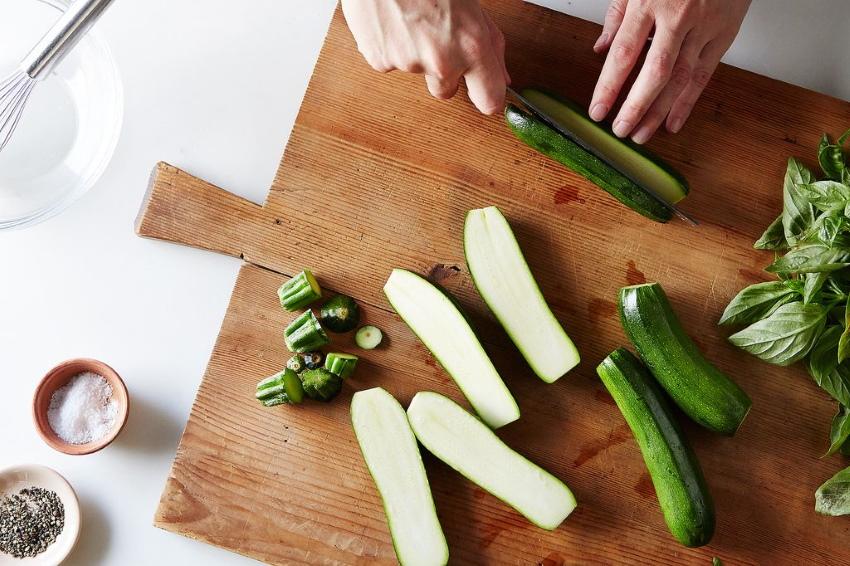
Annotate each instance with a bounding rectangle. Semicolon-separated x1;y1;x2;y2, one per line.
21;0;117;79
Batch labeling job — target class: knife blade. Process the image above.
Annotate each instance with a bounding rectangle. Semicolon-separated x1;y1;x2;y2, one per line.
506;87;698;226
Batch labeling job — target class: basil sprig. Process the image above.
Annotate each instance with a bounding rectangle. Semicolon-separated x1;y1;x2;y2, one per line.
721;129;850;514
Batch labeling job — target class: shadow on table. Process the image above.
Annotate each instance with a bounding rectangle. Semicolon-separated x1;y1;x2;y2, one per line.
63;496;110;566
113;394;183;456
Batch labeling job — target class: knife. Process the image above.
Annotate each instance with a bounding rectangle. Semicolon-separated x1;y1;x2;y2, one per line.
506;87;698;226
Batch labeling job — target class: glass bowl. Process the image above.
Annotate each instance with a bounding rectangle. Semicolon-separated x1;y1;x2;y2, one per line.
0;0;122;230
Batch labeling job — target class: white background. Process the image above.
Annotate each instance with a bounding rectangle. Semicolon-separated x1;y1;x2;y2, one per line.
1;1;847;564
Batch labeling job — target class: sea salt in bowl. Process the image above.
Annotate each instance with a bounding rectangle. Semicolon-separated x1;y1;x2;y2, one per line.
32;359;129;455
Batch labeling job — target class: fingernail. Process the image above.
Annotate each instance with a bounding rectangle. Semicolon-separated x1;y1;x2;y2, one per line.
589;103;608;121
593;32;609;51
669;117;684;133
612;119;632;138
631;126;652;145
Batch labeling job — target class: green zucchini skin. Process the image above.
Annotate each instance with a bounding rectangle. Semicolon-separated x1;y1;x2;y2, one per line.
619;283;752;435
522;89;690;197
505;104;672;223
597;348;715;547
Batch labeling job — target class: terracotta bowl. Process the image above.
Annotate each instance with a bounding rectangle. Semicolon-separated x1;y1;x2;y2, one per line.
32;358;129;455
0;465;81;565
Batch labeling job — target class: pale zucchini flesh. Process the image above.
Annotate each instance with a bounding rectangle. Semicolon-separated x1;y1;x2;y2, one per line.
407;392;577;530
521;89;688;205
384;269;520;428
465;206;580;382
351;388;449;566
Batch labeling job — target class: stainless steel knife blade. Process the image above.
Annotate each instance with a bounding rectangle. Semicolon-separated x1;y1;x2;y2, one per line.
506;87;698;226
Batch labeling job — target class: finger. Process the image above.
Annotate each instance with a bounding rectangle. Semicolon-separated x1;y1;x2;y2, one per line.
594;0;628;53
665;37;728;133
484;13;511;85
629;31;702;143
611;24;688;138
425;73;460;100
588;2;654;122
464;53;507;115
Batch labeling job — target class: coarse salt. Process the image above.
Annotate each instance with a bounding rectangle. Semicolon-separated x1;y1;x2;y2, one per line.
47;372;118;444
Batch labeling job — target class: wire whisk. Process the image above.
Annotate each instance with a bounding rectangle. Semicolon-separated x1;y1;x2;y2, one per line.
0;0;116;153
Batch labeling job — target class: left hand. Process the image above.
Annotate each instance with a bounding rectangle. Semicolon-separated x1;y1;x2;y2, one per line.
589;0;751;144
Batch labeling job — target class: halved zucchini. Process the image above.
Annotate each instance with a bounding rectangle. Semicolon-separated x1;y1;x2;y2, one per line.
351;388;449;566
384;269;519;429
407;391;576;530
464;206;579;382
520;89;689;205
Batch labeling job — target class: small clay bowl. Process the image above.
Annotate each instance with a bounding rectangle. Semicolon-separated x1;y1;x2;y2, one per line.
32;358;129;455
0;465;81;565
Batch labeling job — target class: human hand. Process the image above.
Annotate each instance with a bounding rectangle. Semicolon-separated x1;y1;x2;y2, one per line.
590;0;750;143
341;0;510;115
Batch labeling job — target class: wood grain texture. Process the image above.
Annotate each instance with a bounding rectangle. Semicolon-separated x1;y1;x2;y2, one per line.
141;2;850;564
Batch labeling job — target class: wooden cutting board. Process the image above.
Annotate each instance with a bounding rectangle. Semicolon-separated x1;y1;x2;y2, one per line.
138;2;850;564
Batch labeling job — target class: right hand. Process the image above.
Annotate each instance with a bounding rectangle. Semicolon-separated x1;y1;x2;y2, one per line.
341;0;510;115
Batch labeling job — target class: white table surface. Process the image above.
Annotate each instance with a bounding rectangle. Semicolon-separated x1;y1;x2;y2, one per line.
1;1;847;564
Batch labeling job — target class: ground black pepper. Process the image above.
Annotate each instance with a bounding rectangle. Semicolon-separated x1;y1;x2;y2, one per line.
0;486;65;558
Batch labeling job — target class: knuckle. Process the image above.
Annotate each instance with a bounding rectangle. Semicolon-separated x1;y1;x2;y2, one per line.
612;42;637;67
596;82;619;102
623;101;649;119
692;68;713;89
672;0;695;21
426;57;456;82
669;64;691;89
460;27;490;60
606;0;627;19
648;50;674;80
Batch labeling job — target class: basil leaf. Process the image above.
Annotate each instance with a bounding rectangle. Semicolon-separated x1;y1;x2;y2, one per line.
818;132;848;181
839;295;850;363
826;405;850;456
712;559;723;566
766;244;850;274
719;281;796;326
782;158;815;246
808;326;850;406
798;181;850;213
753;215;788;250
814;214;848;247
815;465;850;516
804;272;829;304
729;301;826;366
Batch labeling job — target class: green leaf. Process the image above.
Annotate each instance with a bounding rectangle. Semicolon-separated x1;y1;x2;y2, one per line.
798;181;850;213
753;215;788;250
719;281;797;326
729;301;827;366
804;272;829;304
826;405;850;456
766;244;850;274
840;296;850;364
818;133;847;181
815;465;850;515
782;158;816;246
711;559;723;566
808;326;850;406
814;214;849;248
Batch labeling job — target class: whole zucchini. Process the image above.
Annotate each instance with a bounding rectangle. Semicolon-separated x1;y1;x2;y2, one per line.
597;348;715;547
619;282;751;435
